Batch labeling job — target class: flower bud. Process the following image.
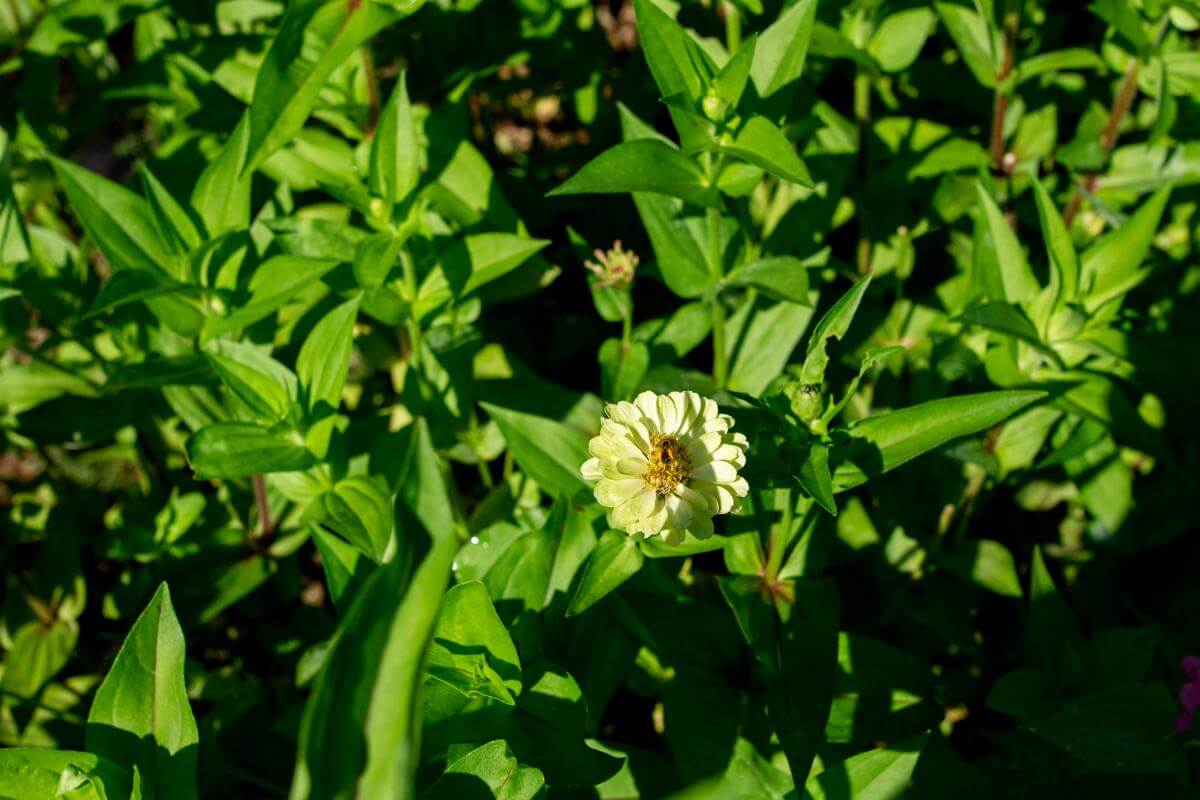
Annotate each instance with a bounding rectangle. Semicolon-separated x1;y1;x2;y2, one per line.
789;383;823;425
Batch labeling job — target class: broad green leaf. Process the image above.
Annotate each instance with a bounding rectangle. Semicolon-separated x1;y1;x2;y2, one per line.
206;340;296;422
425;582;522;720
973;184;1040;305
958;301;1061;365
800;276;871;385
0;618;78;700
186;422;317;479
318;475;394;563
421;740;544;800
1079;185;1170;310
719;576;839;784
297;295;360;412
934;2;999;87
138;165;200;252
567;530;645;616
86;270;200;318
721;116;812;186
619;104;713;298
482;402;590;500
549;140;720;209
0;749;132;800
725;256;811;304
1088;0;1151;53
804;735;925;800
750;0;817;98
86;583;198;800
49;155;171;275
290;530;458;800
631;0;715;103
1027;546;1085;687
0;130;29;264
243;0;419;172
712;36;757;108
796;443;836;516
831;390;1046;491
192;114;253;237
203;256;339;340
1026;684;1185;778
936;539;1022;597
599;338;650;402
370;72;422;210
728;297;815;395
870;8;937;73
415;234;548;319
1031;177;1079;307
311;525;367;610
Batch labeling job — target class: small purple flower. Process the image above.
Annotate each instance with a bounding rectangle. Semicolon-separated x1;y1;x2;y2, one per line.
1176;655;1200;734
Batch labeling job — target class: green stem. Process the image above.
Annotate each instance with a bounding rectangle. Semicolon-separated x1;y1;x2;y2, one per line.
706;201;729;389
853;68;872;275
723;1;741;53
763;490;794;582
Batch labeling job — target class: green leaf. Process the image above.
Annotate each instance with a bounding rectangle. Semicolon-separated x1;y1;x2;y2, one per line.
318;475;395;563
1079;185;1170;310
800;276;871;385
206;340;297;422
721;116;812;186
185;422;317;479
421;740;544;800
631;0;715;103
719;576;839;784
0;130;30;265
958;301;1061;364
548;140;720;209
0;618;78;700
370;72;422;210
728;297;815;395
138;165;201;252
1088;0;1151;53
86;270;200;319
297;295;360;412
415;234;549;319
243;0;419;172
425;581;522;711
831;390;1046;491
750;0;817;98
1031;177;1080;307
973;184;1040;306
290;530;458;800
192;114;253;237
870;8;938;73
796;443;836;516
482;402;590;500
803;735;925;799
311;525;367;611
203;255;339;340
599;338;650;402
86;583;198;800
49;155;171;275
567;530;645;616
934;2;999;87
936;539;1022;597
0;749;132;800
1026;546;1085;686
713;36;757;108
725;256;811;304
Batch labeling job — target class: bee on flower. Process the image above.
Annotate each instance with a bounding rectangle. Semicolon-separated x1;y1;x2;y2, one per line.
584;240;639;289
581;390;749;545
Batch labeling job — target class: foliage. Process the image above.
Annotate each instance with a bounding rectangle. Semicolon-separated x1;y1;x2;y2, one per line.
2;0;1199;797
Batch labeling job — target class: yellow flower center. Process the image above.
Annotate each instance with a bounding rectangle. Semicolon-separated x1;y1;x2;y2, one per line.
643;433;692;496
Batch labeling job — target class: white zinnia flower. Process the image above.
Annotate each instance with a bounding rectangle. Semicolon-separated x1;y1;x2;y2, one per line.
581;390;749;544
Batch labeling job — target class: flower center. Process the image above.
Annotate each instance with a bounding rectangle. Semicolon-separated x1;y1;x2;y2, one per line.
643;433;692;496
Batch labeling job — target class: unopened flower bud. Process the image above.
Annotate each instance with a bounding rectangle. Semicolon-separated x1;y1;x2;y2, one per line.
789;383;823;425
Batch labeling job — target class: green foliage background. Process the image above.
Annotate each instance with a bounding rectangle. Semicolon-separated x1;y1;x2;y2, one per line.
1;0;1199;797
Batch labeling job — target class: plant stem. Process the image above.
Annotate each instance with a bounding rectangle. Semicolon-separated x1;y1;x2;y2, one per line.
706;204;729;389
853;68;872;275
253;474;273;540
362;46;380;136
1063;55;1142;225
723;1;741;53
989;4;1020;174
